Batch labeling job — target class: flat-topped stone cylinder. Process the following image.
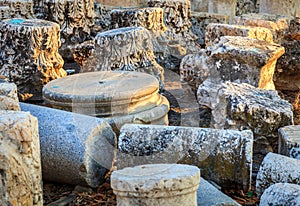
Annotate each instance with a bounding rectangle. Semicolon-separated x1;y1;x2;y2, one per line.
111;164;200;206
279;125;300;160
0;18;66;100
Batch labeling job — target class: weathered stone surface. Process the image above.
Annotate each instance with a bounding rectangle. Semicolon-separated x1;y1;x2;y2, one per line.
260;183;300;206
191;0;209;12
236;0;259;16
74;27;165;88
0;6;10;19
208;0;237;23
256;152;300;197
95;0;147;8
0;18;66;100
260;0;300;18
94;3;113;32
191;11;229;47
0;0;34;19
42;0;94;60
197;80;293;154
111;164;200;206
279;125;300;160
205;23;273;47
197;178;241;206
0;81;18;102
20;103;117;187
234;13;290;43
0;111;43;205
117;124;253;191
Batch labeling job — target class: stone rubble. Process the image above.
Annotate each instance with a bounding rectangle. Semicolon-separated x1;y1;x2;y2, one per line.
279;125;300;160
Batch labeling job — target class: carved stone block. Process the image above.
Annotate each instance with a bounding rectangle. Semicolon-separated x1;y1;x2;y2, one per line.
279;125;300;160
0;18;66;100
0;0;34;19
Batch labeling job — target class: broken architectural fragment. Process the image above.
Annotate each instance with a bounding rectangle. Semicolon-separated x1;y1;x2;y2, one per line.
256;152;300;197
111;164;200;206
259;0;300;18
0;111;43;206
117;124;253;191
0;18;66;100
279;125;300;160
205;23;273;47
236;0;259;16
207;0;236;23
95;0;147;8
0;81;20;111
0;0;34;19
20;103;116;188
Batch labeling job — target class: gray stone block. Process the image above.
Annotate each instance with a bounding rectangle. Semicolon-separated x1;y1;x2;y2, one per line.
279;125;300;160
256;153;300;197
117;124;253;191
20;103;116;188
260;183;300;206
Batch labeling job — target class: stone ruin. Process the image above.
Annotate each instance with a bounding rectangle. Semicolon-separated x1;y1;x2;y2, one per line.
0;0;300;205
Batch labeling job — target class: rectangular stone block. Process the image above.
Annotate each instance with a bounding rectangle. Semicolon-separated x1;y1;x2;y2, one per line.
117;124;253;191
208;0;236;23
191;0;209;12
0;81;20;111
259;0;300;18
95;0;148;7
279;125;300;160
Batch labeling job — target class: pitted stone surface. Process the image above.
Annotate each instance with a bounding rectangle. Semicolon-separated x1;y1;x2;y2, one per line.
256;153;300;197
205;23;274;47
111;164;200;206
20;103;117;187
0;0;34;19
279;125;300;160
117;124;253;191
260;183;300;206
236;0;259;16
0;18;66;100
0;110;43;205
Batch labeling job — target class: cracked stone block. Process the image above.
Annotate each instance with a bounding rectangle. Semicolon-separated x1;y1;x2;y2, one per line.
234;13;290;43
260;0;300;18
279;125;300;160
191;11;229;47
0;18;66;101
205;23;274;47
236;0;259;16
208;0;237;23
0;111;43;206
20;103;117;187
197;80;293;156
256;152;300;197
74;27;165;89
117;124;253;191
260;183;300;206
0;0;34;19
42;0;94;61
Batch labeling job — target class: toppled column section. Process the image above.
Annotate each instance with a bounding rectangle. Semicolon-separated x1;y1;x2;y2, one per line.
259;0;300;18
0;18;66;100
117;124;253;191
205;23;274;47
256;153;300;197
111;164;200;206
279;125;300;160
74;27;164;88
0;0;34;19
20;103;117;188
0;111;43;206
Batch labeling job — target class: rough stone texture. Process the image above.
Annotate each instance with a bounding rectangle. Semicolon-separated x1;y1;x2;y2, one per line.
207;0;237;23
74;27;165;89
191;0;209;12
0;0;34;19
260;183;300;206
236;0;259;16
111;164;200;206
20;103;117;187
260;0;300;18
0;6;10;20
197;178;241;206
117;124;253;191
95;0;147;8
205;23;274;47
0;81;20;111
42;0;94;60
279;125;300;160
0;111;43;206
94;3;113;32
234;13;290;43
256;153;300;197
0;18;66;100
191;11;229;47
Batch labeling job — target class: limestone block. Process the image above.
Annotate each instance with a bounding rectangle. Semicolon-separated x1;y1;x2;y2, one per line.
74;27;165;89
260;0;300;18
259;183;300;206
94;3;113;32
0;6;10;19
208;0;237;23
0;81;18;102
117;124;253;191
111;164;200;206
236;0;259;16
191;11;229;46
205;23;274;47
279;125;300;160
0;0;34;19
42;0;94;60
20;103;117;187
95;0;148;8
234;13;290;42
0;111;43;205
0;18;66;100
191;0;209;12
197;80;293;154
256;153;300;197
